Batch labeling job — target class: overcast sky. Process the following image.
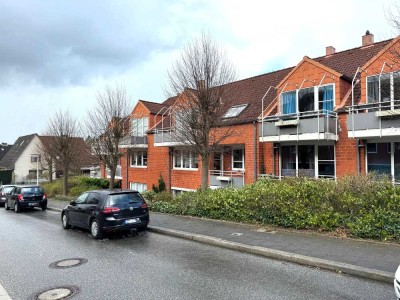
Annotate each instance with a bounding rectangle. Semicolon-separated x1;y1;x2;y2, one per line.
0;0;396;144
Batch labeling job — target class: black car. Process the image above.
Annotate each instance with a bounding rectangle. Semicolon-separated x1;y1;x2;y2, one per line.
0;185;15;206
5;185;47;212
61;190;149;239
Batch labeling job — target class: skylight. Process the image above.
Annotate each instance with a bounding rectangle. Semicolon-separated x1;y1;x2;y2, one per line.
223;104;247;118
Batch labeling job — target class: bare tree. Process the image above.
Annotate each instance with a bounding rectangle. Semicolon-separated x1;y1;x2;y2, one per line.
167;32;237;190
42;110;81;195
85;85;130;189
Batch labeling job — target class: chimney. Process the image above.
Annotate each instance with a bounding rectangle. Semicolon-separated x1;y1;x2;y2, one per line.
362;30;374;47
326;46;336;56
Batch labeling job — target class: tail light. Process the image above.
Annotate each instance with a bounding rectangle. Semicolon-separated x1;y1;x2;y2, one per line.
43;193;47;200
140;203;148;209
17;194;24;201
102;207;120;214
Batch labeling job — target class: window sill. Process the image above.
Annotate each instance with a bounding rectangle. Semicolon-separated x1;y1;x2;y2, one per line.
173;168;199;171
130;166;148;169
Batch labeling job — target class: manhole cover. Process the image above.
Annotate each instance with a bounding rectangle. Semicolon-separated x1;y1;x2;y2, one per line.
29;285;79;300
49;258;88;269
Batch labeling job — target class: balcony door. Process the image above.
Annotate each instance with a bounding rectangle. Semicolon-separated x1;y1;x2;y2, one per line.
367;142;400;182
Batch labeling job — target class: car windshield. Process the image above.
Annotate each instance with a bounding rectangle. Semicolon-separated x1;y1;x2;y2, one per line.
108;193;143;206
22;187;44;194
4;187;14;193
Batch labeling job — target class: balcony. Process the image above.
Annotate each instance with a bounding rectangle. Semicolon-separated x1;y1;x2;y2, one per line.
209;170;245;189
154;129;187;147
347;100;400;138
119;135;148;148
260;110;338;142
106;165;122;180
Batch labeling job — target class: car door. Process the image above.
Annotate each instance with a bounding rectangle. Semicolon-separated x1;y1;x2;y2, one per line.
68;192;89;226
9;187;20;208
79;193;100;229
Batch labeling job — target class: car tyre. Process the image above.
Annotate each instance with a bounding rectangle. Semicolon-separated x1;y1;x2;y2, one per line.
14;202;20;213
62;213;71;229
90;219;103;239
4;201;9;210
41;204;47;211
137;225;148;231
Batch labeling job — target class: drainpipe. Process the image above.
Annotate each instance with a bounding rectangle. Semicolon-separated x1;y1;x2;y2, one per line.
356;139;360;175
126;149;129;189
253;121;257;182
168;147;172;192
272;144;276;176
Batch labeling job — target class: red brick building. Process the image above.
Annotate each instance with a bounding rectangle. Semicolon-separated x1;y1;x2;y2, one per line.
117;32;400;192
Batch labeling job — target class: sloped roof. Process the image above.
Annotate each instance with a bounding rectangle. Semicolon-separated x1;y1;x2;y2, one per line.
0;143;12;162
162;96;178;106
139;100;170;115
0;134;37;169
314;39;392;81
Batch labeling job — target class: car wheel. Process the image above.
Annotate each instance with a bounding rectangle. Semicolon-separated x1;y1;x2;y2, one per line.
41;204;47;211
14;202;20;213
137;225;148;231
62;213;71;229
90;219;103;239
4;201;9;210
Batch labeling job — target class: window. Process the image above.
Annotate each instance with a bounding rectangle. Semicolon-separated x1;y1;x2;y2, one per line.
31;155;41;162
367;72;400;107
367;143;391;176
232;148;244;170
28;170;42;179
318;85;334;112
130;150;148;167
298;145;315;177
174;150;198;169
281;91;296;114
318;145;335;178
86;193;100;205
132;117;148;136
281;146;296;176
223;104;247;118
298;87;315;112
75;192;89;204
213;152;222;171
129;182;147;193
281;84;334;115
367;143;377;154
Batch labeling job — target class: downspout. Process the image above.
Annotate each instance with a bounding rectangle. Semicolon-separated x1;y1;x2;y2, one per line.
356;139;360;175
126;149;129;189
253;121;257;183
168;147;172;192
272;144;275;176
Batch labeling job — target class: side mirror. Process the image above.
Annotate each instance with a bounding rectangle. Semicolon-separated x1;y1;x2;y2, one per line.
70;200;76;206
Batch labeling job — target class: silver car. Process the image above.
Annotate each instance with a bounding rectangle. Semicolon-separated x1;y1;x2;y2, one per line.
0;185;15;206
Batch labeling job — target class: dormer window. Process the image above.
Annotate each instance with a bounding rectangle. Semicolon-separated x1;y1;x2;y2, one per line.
132;117;148;137
223;104;247;118
281;84;334;115
367;72;400;107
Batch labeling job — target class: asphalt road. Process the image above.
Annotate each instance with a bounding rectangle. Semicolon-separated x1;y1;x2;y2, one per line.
0;208;394;300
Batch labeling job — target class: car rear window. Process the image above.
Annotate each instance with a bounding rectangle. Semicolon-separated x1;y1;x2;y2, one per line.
4;187;14;193
108;193;143;206
22;187;44;194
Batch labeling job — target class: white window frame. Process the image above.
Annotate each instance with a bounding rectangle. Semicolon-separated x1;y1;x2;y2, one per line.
129;182;147;192
130;150;148;168
131;117;149;137
223;104;248;118
366;72;400;108
173;150;199;170
232;148;245;170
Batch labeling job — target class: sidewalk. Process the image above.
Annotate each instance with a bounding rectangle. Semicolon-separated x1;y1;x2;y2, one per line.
48;199;399;283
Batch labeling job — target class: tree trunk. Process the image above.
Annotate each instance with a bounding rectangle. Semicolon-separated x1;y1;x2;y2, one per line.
48;158;53;183
63;167;68;196
201;153;209;191
110;167;116;190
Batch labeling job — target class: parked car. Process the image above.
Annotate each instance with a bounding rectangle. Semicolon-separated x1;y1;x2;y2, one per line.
61;189;149;239
395;265;400;300
0;185;15;207
5;185;47;213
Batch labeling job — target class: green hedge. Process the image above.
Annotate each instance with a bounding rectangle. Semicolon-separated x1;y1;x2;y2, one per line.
145;174;400;242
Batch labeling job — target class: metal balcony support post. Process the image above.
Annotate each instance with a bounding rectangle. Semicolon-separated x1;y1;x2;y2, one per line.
260;86;276;141
253;121;257;183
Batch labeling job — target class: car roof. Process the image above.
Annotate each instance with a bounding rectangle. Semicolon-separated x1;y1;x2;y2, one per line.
86;189;140;195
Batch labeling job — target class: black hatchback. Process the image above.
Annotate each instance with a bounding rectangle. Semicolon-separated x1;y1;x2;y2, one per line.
5;185;47;212
61;190;149;239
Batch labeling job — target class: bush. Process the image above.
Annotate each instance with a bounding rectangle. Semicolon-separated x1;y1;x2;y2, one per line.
149;174;400;242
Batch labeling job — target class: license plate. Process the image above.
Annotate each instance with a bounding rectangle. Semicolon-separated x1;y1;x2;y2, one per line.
29;203;37;206
124;218;140;224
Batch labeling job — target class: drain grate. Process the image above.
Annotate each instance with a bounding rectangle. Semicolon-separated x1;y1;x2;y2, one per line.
28;285;79;300
49;258;88;269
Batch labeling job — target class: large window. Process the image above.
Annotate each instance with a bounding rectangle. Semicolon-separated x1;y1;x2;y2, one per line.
223;104;248;118
298;145;315;177
318;145;335;178
232;148;244;170
174;150;198;169
130;182;147;192
130;150;147;167
367;72;400;107
366;142;400;179
281;84;334;115
213;152;222;171
281;146;296;176
132;117;148;136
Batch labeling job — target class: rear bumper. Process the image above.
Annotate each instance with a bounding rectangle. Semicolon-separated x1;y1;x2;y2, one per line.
101;214;149;232
0;196;6;204
18;200;47;208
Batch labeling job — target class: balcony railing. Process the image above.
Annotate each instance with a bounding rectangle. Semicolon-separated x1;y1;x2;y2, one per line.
347;99;400;138
209;170;245;189
154;128;187;146
119;135;148;148
260;110;338;142
106;165;122;179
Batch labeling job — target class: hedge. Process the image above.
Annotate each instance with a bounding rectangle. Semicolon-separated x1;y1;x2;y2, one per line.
144;174;400;242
